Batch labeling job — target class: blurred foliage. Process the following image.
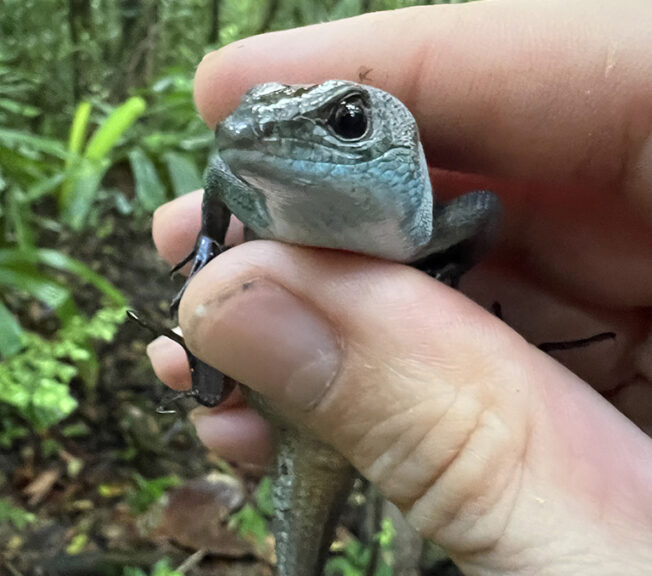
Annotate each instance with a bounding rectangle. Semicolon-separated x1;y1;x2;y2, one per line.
326;517;397;576
0;0;470;573
0;306;126;434
125;472;181;515
228;475;274;553
0;498;36;529
122;559;183;576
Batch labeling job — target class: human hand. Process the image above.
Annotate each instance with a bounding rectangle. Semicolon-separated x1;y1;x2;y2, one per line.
148;1;652;574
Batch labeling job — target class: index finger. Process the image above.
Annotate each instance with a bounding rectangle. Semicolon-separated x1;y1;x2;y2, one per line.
194;1;652;217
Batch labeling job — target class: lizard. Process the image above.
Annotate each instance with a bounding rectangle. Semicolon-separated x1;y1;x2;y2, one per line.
170;80;501;576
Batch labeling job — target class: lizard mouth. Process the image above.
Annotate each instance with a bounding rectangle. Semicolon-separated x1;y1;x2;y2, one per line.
215;119;256;152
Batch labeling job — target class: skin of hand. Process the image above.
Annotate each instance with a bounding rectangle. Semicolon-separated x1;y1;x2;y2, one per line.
147;1;652;574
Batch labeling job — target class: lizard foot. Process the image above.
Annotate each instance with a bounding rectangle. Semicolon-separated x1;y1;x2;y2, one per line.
410;239;476;287
127;310;235;409
170;234;224;313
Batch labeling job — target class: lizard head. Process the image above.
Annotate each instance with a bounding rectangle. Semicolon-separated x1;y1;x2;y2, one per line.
213;80;433;261
216;80;419;163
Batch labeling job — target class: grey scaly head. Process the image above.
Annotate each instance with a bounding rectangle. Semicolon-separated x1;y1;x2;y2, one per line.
209;80;435;261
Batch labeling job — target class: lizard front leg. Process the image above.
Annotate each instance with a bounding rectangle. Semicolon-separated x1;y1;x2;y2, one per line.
170;179;231;312
168;158;237;408
411;190;501;284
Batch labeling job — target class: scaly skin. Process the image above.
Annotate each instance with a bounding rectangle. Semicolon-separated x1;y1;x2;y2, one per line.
177;81;500;575
245;388;355;576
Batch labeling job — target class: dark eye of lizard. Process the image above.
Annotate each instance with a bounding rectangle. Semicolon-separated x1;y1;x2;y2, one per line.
327;95;369;140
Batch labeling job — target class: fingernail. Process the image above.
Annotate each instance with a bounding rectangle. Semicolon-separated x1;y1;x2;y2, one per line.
185;279;342;411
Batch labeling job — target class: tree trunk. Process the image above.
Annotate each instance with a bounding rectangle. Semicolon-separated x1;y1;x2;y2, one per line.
208;0;220;45
257;0;281;35
68;0;92;102
117;0;159;97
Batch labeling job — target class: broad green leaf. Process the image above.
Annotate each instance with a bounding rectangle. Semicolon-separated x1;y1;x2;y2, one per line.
128;147;167;210
0;300;23;357
164;152;202;196
0;266;70;310
67;101;92;162
84;97;146;162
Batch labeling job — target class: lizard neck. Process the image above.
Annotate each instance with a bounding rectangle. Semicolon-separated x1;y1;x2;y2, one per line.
221;145;434;262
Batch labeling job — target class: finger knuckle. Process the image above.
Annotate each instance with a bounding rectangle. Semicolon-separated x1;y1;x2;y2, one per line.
359;383;529;554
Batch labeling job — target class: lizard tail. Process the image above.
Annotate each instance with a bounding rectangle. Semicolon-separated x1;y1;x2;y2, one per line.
272;425;356;576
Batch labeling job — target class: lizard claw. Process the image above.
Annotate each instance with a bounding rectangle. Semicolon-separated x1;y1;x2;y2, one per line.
169;249;196;278
170;235;224;313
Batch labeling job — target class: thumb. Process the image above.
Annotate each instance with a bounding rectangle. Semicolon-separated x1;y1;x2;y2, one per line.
179;241;652;575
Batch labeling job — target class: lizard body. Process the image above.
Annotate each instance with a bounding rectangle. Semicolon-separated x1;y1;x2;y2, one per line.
178;80;500;576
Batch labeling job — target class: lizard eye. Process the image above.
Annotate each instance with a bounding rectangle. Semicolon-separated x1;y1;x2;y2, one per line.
327;95;369;140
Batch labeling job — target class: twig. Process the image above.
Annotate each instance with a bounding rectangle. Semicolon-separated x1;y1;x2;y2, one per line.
176;549;207;574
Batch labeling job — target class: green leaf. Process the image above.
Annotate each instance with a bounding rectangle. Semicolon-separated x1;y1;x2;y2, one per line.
164;151;202;196
0;300;23;357
0;499;35;529
127;473;181;515
228;503;269;552
151;559;183;576
35;249;125;305
84;97;146;162
256;476;275;517
0;364;78;430
67;101;92;160
66;532;89;555
0;97;40;118
0;306;125;430
24;172;66;203
0;247;124;308
0;128;67;159
0;144;48;185
59;158;109;230
128;147;167;211
0;265;71;310
122;568;147;576
375;517;396;549
7;187;35;248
